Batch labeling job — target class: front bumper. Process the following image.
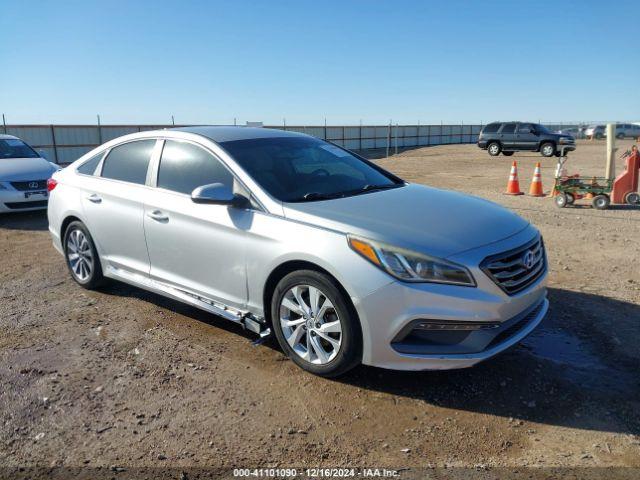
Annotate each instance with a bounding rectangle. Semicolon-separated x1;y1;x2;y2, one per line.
354;226;548;370
0;189;49;213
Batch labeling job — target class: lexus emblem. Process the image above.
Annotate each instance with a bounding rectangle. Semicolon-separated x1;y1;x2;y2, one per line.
522;250;536;270
29;181;40;189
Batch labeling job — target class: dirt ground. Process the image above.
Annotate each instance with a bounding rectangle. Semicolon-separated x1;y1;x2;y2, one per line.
1;139;639;477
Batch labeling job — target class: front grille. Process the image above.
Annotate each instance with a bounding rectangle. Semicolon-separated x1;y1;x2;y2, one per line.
4;200;48;210
486;300;545;349
481;236;546;295
10;180;47;191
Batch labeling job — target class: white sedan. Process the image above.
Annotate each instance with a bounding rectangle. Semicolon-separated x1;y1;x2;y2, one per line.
0;134;60;213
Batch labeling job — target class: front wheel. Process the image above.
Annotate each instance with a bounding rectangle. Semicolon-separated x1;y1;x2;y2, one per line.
63;221;104;289
540;142;556;157
625;192;640;205
271;270;362;377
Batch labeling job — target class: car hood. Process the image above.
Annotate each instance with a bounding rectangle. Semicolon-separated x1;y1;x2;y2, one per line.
0;157;57;181
283;184;530;259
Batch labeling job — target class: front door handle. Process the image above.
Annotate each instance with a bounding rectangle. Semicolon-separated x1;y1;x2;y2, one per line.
86;194;102;204
147;210;169;222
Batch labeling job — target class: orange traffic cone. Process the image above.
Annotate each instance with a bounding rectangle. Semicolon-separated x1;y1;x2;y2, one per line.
505;161;524;195
528;162;545;197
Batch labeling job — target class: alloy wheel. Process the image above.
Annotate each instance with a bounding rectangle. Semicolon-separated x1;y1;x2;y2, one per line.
279;284;342;365
66;229;94;282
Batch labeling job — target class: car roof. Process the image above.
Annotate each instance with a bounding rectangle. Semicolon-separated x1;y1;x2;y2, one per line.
170;126;306;143
0;134;19;140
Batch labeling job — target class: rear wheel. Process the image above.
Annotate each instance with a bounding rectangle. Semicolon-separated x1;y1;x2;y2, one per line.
487;142;501;156
592;194;610;210
271;270;362;377
565;192;575;205
63;221;104;289
540;142;556;157
555;193;569;208
502;151;514;156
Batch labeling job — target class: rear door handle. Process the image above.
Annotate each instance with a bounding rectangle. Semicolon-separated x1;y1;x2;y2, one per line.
147;210;169;222
86;194;102;204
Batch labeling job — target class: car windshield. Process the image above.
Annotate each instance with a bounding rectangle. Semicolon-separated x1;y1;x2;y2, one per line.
533;124;550;134
219;136;402;202
0;138;40;159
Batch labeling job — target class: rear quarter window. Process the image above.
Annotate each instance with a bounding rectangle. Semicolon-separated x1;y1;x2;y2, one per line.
482;123;501;134
76;152;104;175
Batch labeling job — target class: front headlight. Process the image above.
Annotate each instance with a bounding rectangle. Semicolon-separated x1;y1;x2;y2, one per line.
348;236;475;286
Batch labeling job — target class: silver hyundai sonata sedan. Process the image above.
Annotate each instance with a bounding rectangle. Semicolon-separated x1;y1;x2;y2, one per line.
47;126;548;376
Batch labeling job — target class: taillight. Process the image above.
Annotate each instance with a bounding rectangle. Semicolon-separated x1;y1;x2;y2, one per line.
47;178;58;192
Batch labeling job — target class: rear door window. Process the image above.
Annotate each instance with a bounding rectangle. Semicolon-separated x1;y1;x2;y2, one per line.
101;140;156;185
517;123;535;133
501;123;517;134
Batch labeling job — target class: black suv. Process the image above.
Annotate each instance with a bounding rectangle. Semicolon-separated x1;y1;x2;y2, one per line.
478;122;576;157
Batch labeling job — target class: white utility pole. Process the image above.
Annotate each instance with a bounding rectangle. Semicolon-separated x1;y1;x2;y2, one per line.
605;123;617;180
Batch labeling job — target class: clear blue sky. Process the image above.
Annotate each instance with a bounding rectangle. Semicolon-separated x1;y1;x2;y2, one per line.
1;0;638;125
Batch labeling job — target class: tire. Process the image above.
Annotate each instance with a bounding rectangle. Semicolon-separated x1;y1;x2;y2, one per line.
63;221;104;289
595;133;603;140
502;151;514;156
592;194;610;210
487;142;501;156
625;192;640;205
616;133;624;140
540;142;556;157
270;270;362;377
555;193;569;208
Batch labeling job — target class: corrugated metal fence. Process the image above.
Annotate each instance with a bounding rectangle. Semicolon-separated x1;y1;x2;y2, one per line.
2;123;487;164
3;122;588;164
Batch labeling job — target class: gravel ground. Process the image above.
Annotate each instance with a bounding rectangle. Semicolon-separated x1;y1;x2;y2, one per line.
1;139;639;477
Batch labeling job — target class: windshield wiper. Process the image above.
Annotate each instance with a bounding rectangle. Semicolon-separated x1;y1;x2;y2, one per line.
296;183;402;202
360;183;401;192
300;192;344;201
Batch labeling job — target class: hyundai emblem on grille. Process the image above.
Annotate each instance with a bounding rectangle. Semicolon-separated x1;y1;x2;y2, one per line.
522;250;536;270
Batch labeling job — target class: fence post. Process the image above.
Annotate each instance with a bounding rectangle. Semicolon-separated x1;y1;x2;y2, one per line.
2;114;6;134
50;125;59;164
359;120;362;151
394;123;398;155
97;114;103;145
386;120;391;157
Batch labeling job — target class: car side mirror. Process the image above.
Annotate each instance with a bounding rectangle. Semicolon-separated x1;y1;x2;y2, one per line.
191;183;250;208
